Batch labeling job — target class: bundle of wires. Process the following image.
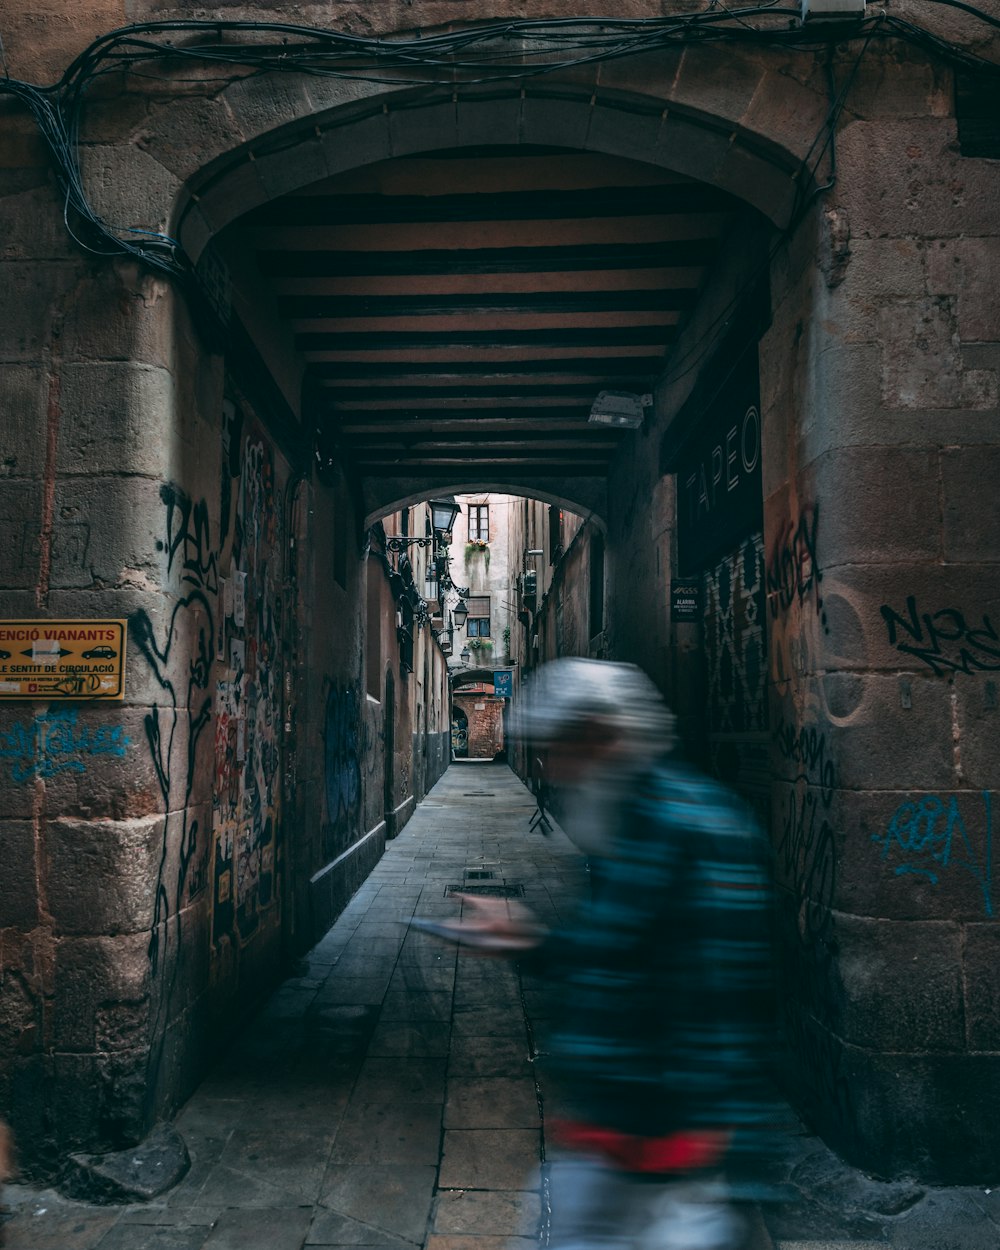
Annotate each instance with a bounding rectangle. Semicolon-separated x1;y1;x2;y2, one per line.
0;6;997;313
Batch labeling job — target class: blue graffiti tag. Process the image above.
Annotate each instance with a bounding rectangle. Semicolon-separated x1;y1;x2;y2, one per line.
0;706;130;783
872;792;993;917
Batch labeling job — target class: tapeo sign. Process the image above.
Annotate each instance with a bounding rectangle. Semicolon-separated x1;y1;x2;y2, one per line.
675;347;763;573
0;620;127;700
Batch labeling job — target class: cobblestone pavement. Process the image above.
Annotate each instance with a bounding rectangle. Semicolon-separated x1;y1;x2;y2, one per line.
3;762;999;1249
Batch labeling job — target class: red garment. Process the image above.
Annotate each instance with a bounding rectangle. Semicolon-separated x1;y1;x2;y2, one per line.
550;1119;731;1174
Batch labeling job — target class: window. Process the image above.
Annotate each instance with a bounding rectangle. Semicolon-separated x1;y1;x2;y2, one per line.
469;504;489;542
466;595;491;637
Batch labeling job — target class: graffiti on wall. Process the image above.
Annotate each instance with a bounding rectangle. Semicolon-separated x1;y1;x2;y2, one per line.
773;714;852;1131
880;596;1000;677
129;483;216;1105
323;681;362;858
774;716;839;992
212;429;284;945
783;1008;856;1139
872;791;994;917
157;481;219;595
765;504;826;630
129;411;286;1034
767;504;829;688
704;532;769;739
0;706;129;782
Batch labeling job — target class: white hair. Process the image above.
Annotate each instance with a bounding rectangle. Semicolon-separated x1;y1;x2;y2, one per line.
513;658;676;755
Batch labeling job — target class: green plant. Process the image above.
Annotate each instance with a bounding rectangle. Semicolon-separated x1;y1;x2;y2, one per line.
464;540;490;570
468;637;493;652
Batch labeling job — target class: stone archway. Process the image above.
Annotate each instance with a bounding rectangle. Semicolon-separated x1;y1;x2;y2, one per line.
365;485;608;534
167;77;824;269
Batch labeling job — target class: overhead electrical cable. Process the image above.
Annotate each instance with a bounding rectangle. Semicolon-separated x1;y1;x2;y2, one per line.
0;10;996;301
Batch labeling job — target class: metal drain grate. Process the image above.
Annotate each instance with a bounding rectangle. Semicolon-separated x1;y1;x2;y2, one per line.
464;869;496;880
446;883;525;898
462;792;496;796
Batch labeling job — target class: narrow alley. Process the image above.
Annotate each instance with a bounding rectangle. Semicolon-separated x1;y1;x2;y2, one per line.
2;764;583;1250
6;765;1000;1250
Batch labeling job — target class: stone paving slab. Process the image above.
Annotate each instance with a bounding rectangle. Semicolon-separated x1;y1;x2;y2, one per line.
3;762;1000;1250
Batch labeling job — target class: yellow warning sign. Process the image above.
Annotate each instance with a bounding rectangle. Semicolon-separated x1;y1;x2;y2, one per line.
0;620;127;700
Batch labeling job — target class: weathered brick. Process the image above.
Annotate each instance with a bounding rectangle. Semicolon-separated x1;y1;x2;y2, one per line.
0;364;53;478
0;821;38;927
78;144;181;239
772;784;998;923
832;914;965;1052
46;813;163;935
56;362;178;479
0;480;43;590
802;447;942;568
925;236;1000;342
62;261;176;369
832;1047;1000;1184
836;118;1000;239
942;447;1000;563
52;934;151;1051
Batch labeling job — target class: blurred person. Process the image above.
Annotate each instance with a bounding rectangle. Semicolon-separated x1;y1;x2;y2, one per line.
442;658;780;1250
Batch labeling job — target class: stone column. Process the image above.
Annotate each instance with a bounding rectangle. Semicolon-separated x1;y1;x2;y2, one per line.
0;214;221;1172
764;111;1000;1182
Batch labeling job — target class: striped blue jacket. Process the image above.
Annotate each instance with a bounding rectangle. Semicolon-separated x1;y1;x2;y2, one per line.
533;758;781;1156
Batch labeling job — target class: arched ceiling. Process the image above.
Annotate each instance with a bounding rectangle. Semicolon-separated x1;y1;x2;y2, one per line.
234;146;742;492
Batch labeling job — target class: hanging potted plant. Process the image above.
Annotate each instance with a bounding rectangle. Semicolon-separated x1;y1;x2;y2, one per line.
464;538;490;570
468;637;493;655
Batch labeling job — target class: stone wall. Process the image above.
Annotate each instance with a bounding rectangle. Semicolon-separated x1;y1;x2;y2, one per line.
0;248;450;1179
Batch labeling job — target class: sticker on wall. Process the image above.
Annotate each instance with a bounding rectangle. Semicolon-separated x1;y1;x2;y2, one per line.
229;639;245;678
0;619;127;700
671;580;701;622
233;570;247;628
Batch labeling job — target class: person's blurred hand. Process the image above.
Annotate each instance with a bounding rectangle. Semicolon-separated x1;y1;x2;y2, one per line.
421;895;545;953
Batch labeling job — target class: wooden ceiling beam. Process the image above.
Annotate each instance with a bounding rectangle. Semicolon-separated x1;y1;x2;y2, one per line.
310;356;660;378
281;290;695;318
247;184;737;226
355;461;611;474
250;215;727;253
323;383;632;401
334;418;602;434
303;344;666;364
272;269;705;298
257;239;719;276
328;399;595;415
350;443;613;455
296;326;676;350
